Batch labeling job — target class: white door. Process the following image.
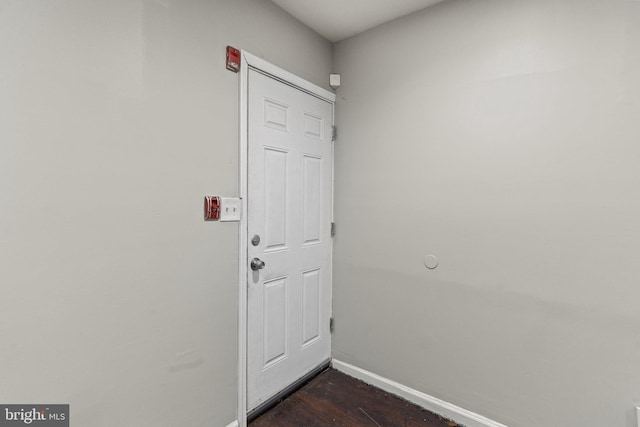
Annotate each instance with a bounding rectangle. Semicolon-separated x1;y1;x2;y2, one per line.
247;68;333;411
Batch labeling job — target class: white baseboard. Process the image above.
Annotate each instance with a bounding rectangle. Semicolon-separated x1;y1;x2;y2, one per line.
332;359;509;427
225;420;239;427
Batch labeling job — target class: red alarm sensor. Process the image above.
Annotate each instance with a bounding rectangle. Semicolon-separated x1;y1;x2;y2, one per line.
226;46;241;73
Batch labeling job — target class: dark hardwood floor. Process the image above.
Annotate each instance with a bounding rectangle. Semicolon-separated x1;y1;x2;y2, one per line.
250;368;460;427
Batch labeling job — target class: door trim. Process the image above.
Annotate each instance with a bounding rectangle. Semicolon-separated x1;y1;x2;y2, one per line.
238;51;336;427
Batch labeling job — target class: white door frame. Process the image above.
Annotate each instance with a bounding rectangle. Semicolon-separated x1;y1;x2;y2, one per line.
237;51;336;427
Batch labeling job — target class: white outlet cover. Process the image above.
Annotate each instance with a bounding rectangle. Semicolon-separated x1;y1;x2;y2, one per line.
636;406;640;427
219;197;241;222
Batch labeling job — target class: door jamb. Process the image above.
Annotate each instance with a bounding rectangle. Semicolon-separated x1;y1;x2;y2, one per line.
237;51;336;427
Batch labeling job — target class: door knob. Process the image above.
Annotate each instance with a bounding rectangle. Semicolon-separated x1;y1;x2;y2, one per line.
250;258;266;271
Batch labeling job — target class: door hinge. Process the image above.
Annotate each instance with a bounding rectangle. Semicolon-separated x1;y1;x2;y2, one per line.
329;317;334;334
331;222;336;237
332;125;337;142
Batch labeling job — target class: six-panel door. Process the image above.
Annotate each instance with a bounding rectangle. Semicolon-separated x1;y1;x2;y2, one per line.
247;69;334;411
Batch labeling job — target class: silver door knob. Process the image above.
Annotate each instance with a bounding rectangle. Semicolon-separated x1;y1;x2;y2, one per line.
250;258;266;271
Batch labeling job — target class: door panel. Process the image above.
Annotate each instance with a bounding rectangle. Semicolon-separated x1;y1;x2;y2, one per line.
302;155;322;244
247;69;333;411
302;269;321;346
263;148;288;250
263;277;287;367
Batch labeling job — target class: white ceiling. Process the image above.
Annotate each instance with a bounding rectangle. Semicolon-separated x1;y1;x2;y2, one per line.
271;0;445;43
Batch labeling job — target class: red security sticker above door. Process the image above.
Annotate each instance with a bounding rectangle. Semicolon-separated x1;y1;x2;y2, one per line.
226;46;241;73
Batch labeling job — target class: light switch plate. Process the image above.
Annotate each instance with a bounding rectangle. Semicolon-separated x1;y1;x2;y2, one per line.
219;197;241;222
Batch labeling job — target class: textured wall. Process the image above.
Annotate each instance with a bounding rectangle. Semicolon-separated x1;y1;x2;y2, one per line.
332;1;640;426
0;1;331;425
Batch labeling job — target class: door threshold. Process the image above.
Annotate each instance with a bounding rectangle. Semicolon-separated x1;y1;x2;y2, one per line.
247;359;331;423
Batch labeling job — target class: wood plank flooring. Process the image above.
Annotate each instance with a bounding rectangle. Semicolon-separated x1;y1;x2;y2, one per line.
250;368;460;427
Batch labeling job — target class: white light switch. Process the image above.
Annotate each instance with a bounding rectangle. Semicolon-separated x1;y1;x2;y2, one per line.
219;197;241;222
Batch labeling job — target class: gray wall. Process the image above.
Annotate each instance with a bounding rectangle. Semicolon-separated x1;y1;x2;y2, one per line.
0;1;331;426
332;1;640;426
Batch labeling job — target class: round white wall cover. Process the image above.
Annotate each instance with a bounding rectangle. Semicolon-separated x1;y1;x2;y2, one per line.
424;255;439;270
